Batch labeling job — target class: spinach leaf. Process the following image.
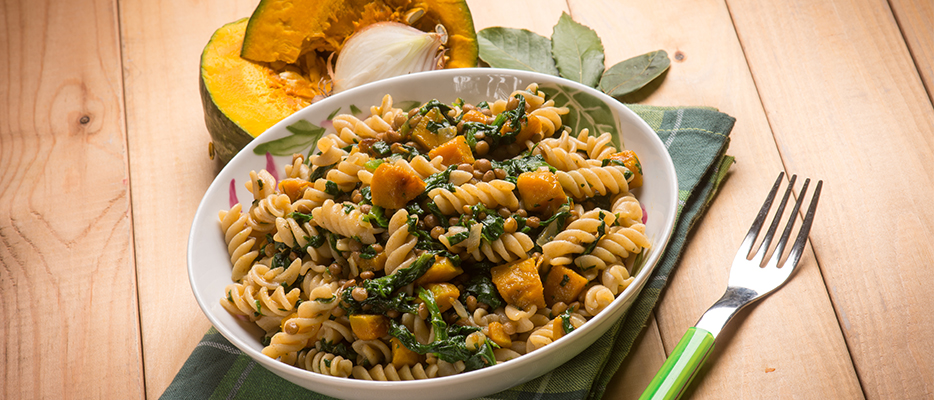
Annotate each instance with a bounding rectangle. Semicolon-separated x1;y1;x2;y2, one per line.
461;274;504;309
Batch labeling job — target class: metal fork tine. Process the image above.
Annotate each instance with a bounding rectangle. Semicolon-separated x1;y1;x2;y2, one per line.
782;180;823;270
767;178;809;268
738;172;784;261
751;175;797;265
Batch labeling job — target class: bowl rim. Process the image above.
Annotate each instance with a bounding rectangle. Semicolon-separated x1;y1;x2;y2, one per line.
188;67;678;396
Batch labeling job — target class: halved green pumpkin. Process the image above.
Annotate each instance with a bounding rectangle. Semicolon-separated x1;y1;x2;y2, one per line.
200;19;320;163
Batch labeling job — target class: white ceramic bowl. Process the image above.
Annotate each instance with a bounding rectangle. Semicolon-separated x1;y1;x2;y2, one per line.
188;68;678;400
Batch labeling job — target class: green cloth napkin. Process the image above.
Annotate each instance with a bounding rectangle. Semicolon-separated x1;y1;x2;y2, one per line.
162;105;735;400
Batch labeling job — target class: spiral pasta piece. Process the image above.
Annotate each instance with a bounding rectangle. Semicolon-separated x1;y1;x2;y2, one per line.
469;232;534;264
248;193;293;234
575;129;617;160
303;349;355;377
589;224;651;264
310;127;361;167
221;283;301;318
284;154;312;180
584;284;615;316
392;155;445;180
290;179;334;213
556;165;631;199
384;209;417;275
542;210;617;266
246;170;277;201
352;363;436;381
326;151;370;191
219;203;258;281
332;113;391;140
352;339;393;367
312;199;384;244
430;180;520;215
602;264;634;295
611;192;644;227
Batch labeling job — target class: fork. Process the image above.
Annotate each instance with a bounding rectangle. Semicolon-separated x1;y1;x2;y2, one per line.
639;172;823;400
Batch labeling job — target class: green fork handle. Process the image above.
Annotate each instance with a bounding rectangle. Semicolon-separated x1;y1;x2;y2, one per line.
639;327;716;400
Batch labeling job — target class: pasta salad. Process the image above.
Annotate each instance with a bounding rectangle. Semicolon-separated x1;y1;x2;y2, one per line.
217;83;649;380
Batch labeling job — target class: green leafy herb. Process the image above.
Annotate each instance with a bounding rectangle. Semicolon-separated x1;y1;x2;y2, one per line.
551;12;605;87
559;306;577;334
599;50;671;99
477;27;559;75
324;180;341;196
318;339;358;362
423;165;458;193
289;211;313;224
343;203;355;214
461;274;504;309
310;162;336;182
493;153;554;177
362;205;389;229
359;244;378;260
370;141;392;158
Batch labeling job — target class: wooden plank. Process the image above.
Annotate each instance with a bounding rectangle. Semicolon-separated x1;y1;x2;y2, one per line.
567;0;863;398
467;0;568;33
0;0;144;398
726;0;934;398
606;314;667;399
889;0;934;102
117;0;259;397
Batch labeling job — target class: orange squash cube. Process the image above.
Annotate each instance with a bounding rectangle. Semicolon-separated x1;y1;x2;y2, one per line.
422;282;461;312
411;108;456;150
486;321;512;348
277;178;312;202
370;163;426;209
428;135;475;166
414;256;463;286
491;257;546;310
390;337;422;367
349;314;390;340
517;170;567;215
461;109;489;123
606;150;643;188
543;265;589;307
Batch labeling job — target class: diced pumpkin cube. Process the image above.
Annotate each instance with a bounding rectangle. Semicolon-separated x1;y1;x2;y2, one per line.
517;170;567;215
349;314;390;340
486;321;512;348
415;256;464;286
428;135;475;166
543;265;589;307
515;113;541;144
411;108;456;150
422;282;460;312
352;251;386;273
278;178;312;202
606;150;643;188
370;163;426;209
461;109;489;123
491;257;546;310
390;337;422;367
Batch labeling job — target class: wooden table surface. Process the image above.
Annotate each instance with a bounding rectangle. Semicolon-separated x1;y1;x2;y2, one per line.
2;0;932;398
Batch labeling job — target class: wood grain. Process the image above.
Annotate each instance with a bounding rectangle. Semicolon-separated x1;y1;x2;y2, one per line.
569;0;863;398
727;0;934;397
0;0;143;398
118;0;260;397
889;0;934;102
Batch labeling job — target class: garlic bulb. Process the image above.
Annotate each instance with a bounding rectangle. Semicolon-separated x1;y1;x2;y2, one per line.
331;21;446;93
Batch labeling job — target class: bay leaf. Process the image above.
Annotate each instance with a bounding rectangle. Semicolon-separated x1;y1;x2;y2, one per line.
551;13;605;87
477;27;559;75
599;50;671;98
539;83;621;149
